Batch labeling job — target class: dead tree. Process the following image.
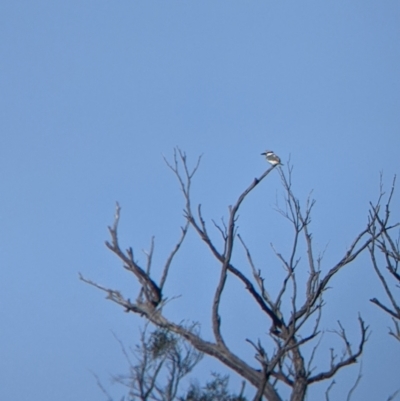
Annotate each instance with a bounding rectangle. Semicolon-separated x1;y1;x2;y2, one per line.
81;149;395;401
368;175;400;341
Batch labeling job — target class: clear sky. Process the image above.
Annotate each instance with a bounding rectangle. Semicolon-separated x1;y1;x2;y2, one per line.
1;1;399;400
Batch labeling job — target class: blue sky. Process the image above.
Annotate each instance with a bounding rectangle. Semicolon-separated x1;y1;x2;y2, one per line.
1;1;399;400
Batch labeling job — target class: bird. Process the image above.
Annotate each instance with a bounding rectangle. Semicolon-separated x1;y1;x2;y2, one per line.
261;150;283;166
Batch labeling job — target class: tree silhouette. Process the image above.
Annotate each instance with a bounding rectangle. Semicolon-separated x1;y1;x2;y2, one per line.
82;149;397;401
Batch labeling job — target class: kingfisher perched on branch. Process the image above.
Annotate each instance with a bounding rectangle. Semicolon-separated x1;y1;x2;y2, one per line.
261;150;283;166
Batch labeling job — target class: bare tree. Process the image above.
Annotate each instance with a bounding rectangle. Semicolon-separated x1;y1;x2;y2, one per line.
368;175;400;342
81;149;396;401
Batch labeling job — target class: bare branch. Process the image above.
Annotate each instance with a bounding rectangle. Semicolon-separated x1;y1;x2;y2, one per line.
211;162;277;347
389;318;400;342
309;317;368;383
92;372;114;401
159;221;189;291
324;380;336;401
105;203;162;307
368;175;400;340
238;234;275;309
212;257;229;347
346;362;362;401
228;261;283;327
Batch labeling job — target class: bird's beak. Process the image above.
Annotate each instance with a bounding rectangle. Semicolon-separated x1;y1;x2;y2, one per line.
261;152;266;155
